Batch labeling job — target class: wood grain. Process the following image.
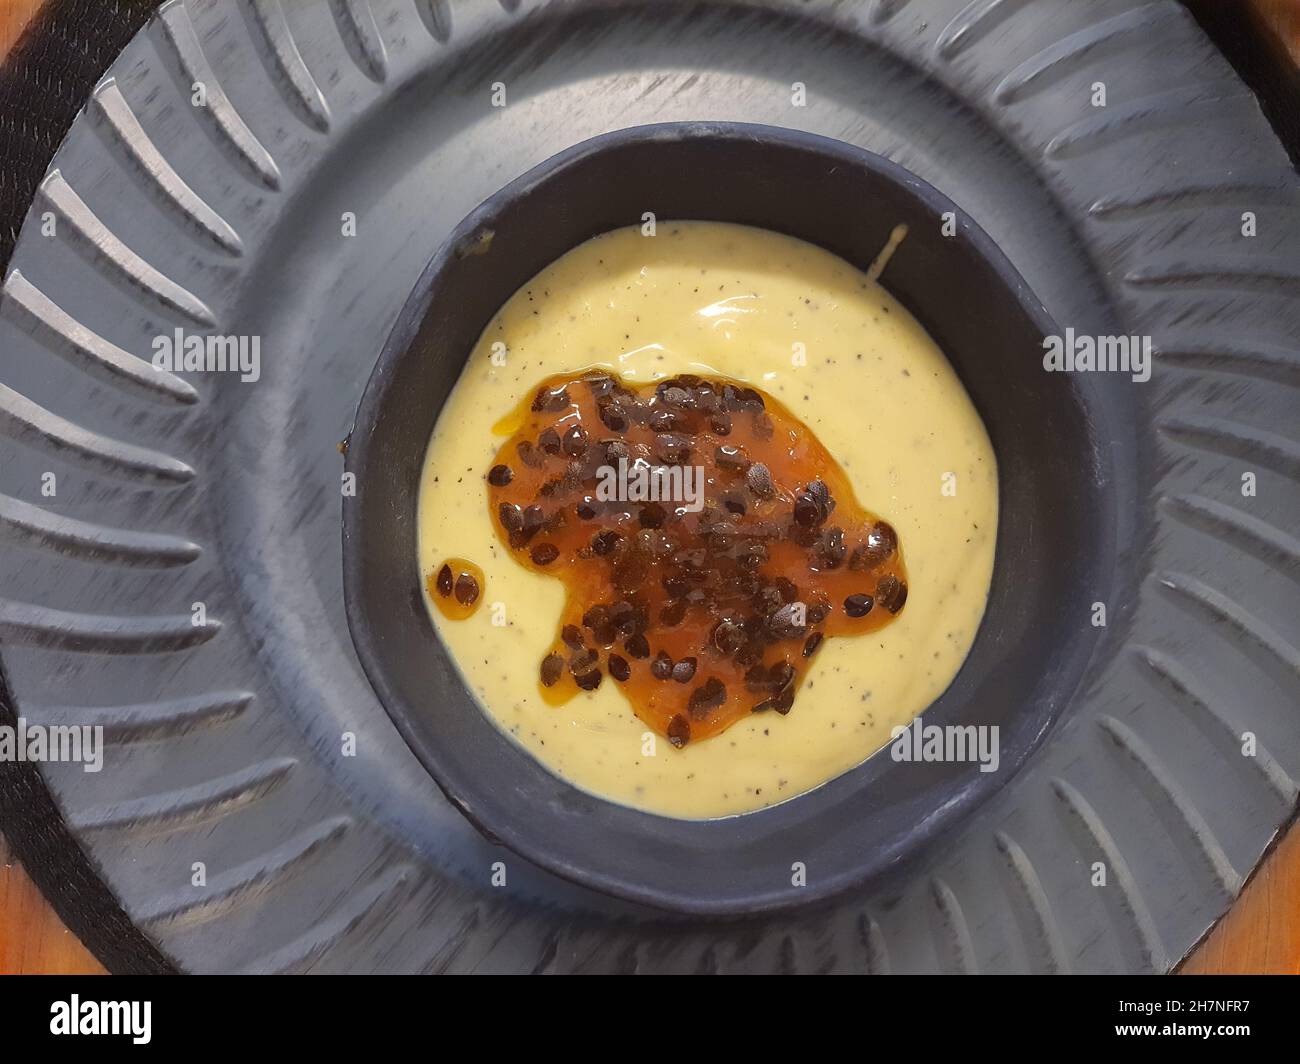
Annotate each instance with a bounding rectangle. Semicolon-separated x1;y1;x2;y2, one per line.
1252;0;1300;62
0;837;104;974
0;0;1297;976
0;0;42;57
1181;823;1300;975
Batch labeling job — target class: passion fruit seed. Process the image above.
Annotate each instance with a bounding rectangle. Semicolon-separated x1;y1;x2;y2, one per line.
844;593;874;617
651;651;674;681
688;677;726;716
540;654;564;687
454;573;479;606
876;574;909;614
624;633;650;659
530;543;560;566
608;654;631;683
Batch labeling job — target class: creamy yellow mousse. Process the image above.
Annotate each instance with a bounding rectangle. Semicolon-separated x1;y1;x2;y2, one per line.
417;222;997;818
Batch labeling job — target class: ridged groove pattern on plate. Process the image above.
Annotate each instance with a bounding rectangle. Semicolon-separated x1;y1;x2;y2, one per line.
250;0;332;131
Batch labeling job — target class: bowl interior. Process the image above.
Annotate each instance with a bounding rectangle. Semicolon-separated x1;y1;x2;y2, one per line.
342;122;1113;915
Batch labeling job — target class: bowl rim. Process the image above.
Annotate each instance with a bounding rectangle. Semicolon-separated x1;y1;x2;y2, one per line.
342;120;1074;915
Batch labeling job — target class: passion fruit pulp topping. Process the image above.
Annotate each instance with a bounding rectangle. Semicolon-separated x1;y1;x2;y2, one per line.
480;370;907;748
427;558;485;620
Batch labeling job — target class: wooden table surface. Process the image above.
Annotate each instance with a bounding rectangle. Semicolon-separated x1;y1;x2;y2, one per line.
0;0;1297;975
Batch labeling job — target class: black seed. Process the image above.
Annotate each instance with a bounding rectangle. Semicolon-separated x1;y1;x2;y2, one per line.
624;633;650;659
659;600;686;627
688;677;726;715
487;464;513;487
775;577;799;603
755;688;795;715
650;409;680;433
661;386;691;409
851;521;898;569
576;499;598;520
711;617;747;656
530;543;559;566
844;593;874;617
538;427;561;455
561;624;584;649
608;654;631;682
667;714;691;748
709;412;732;436
610;600;644;636
715;444;750;472
591;529;622;556
639;502;667;529
585;374;615;398
540;653;564;687
770;662;796;692
582;605;608;630
600;438;629;464
803;631;824;657
562;425;588;457
657;434;692;464
454;573;479;606
662;572;690;599
570;648;598;673
574;670;602;691
793;493;821;527
816;526;846;569
869;521;897;556
807;479;831;513
517;440;545;468
435;564;453;597
613;555;648;592
672;657;698;684
599;402;629;432
745;462;775;498
498;502;523;532
651;651;674;680
532;385;570;412
876;574;908;614
768;602;808;639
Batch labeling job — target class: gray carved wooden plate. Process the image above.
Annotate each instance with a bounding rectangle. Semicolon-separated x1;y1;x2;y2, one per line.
0;0;1296;972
